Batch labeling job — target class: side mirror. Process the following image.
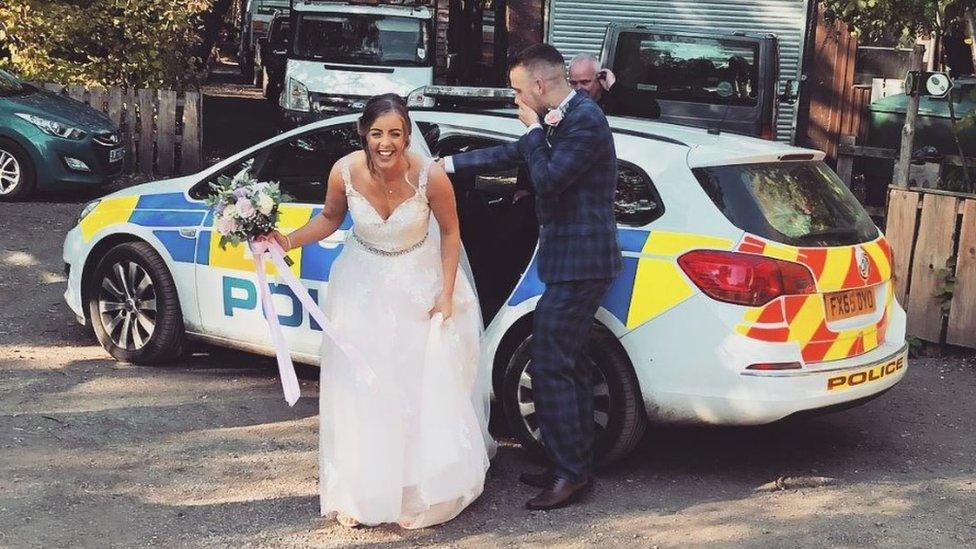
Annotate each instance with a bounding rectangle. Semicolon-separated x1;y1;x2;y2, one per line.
779;79;798;105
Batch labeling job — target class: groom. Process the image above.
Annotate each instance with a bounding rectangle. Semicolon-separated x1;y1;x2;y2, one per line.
441;43;622;510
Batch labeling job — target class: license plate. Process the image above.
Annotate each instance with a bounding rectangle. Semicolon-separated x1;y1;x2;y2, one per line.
109;148;124;162
824;287;876;322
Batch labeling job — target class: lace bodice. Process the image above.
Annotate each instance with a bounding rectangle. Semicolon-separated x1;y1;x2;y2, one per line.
342;157;433;253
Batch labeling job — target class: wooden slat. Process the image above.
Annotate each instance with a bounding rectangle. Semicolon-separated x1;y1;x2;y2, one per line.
44;83;62;94
947;198;976;348
156;90;177;176
107;87;123;128
906;192;959;342
88;87;106;113
137;89;156;174
836;135;856;186
67;84;86;103
124;89;137;174
885;188;920;306
181;92;202;174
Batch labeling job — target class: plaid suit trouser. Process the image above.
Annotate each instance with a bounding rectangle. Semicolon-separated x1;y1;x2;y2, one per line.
529;277;615;485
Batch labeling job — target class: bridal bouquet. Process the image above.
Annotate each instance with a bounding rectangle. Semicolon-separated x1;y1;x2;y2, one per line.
205;164;285;250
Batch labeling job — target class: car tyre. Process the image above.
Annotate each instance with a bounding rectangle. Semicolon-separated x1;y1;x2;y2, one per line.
0;139;36;201
502;328;648;467
87;242;186;364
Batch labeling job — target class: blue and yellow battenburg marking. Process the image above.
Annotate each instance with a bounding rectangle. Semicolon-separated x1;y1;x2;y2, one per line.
509;229;733;330
86;192;735;332
80;192;352;282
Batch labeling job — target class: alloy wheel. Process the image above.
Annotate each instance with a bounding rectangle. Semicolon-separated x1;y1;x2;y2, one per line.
515;357;611;443
0;149;22;195
97;260;157;351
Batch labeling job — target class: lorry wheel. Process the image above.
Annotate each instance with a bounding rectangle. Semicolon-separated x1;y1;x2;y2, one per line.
501;328;648;467
86;242;186;364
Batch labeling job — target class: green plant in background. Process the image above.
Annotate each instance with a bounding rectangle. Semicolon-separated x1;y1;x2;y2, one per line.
934;255;958;315
0;0;227;90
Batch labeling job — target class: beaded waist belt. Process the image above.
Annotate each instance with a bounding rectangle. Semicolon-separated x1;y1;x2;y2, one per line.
352;232;427;256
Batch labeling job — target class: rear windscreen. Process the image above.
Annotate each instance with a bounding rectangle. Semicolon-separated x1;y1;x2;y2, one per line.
693;161;879;247
612;31;759;107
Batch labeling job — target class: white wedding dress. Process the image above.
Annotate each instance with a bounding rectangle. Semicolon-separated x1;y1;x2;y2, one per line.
318;155;493;528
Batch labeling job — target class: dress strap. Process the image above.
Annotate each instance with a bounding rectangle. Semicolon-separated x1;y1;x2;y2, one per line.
340;157;355;196
418;157;435;198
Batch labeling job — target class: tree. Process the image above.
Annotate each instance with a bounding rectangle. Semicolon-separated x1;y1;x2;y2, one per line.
821;0;975;47
0;0;222;90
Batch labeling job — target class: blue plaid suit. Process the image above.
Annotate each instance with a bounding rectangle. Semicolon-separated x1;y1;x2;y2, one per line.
452;92;622;483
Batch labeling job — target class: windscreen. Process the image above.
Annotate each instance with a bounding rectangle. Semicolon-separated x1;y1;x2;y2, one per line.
294;13;431;66
613;31;760;107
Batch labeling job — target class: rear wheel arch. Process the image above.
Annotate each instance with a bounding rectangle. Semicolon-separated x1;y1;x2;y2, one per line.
494;309;648;465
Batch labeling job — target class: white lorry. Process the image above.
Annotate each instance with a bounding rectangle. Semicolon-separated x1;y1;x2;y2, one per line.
279;0;435;128
240;0;291;82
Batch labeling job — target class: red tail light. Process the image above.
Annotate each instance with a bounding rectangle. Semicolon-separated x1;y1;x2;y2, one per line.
678;250;817;306
760;120;775;140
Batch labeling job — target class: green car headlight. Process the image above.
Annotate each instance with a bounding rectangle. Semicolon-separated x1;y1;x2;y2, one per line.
14;112;87;140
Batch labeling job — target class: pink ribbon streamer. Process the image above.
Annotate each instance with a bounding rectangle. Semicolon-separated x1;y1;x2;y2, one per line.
249;239;376;406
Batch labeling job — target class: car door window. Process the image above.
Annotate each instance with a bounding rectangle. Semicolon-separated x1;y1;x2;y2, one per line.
615;161;664;227
192;123;360;203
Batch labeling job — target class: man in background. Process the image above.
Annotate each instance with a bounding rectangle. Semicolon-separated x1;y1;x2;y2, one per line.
569;52;660;118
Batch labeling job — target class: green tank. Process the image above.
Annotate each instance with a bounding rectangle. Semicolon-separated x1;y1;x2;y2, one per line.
868;80;976;156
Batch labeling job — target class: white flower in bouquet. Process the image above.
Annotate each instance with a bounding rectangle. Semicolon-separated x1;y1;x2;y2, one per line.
257;193;275;215
237;197;256;219
223;202;237;218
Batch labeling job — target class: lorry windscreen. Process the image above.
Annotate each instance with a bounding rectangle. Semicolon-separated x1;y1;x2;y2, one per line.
294;14;431;67
612;31;760;107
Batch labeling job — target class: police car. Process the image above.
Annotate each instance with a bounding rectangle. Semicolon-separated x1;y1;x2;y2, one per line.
62;88;908;464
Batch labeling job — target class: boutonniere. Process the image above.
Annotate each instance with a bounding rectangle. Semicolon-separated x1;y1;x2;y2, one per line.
544;108;564;127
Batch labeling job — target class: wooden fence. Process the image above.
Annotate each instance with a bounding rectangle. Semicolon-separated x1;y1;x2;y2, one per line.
35;83;202;177
886;187;976;349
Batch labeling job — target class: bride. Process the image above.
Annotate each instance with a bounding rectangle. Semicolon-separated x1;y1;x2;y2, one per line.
260;94;493;528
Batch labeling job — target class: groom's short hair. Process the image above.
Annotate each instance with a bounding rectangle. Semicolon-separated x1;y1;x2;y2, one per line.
510;43;566;77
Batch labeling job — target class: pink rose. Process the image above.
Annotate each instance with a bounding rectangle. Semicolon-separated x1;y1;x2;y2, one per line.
544;108;563;126
216;215;239;236
236;196;256;219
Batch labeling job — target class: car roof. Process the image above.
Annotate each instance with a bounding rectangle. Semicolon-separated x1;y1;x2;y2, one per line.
415;108;824;168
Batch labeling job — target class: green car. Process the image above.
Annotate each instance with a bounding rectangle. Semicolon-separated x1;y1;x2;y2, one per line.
0;69;125;200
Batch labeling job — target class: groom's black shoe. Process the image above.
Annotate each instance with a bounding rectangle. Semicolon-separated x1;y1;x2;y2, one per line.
525;476;592;511
519;470;554;489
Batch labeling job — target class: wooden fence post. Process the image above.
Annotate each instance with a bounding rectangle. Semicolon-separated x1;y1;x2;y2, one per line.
906;192;958;342
156;90;177;176
67;84;86;103
182;91;202;174
892;45;925;188
88;86;107;114
137;89;156;175
947;199;976;348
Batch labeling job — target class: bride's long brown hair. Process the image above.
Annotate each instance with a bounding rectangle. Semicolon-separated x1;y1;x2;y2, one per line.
357;93;413;177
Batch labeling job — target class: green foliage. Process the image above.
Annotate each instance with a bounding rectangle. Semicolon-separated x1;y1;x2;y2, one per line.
821;0;975;45
0;0;214;89
935;256;958;314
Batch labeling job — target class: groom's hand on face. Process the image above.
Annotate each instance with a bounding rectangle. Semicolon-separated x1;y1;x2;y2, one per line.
516;97;541;128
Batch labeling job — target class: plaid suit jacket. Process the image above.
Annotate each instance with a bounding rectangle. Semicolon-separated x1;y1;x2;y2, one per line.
452;92;622;283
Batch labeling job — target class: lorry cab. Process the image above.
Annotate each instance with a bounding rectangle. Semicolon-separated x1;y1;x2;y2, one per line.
600;23;787;139
279;0;435;127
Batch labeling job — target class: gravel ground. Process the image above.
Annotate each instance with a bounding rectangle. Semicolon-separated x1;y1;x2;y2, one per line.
3;198;976;548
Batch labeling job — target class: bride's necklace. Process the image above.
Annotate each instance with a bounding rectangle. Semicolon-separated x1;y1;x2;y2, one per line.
372;170;411;196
